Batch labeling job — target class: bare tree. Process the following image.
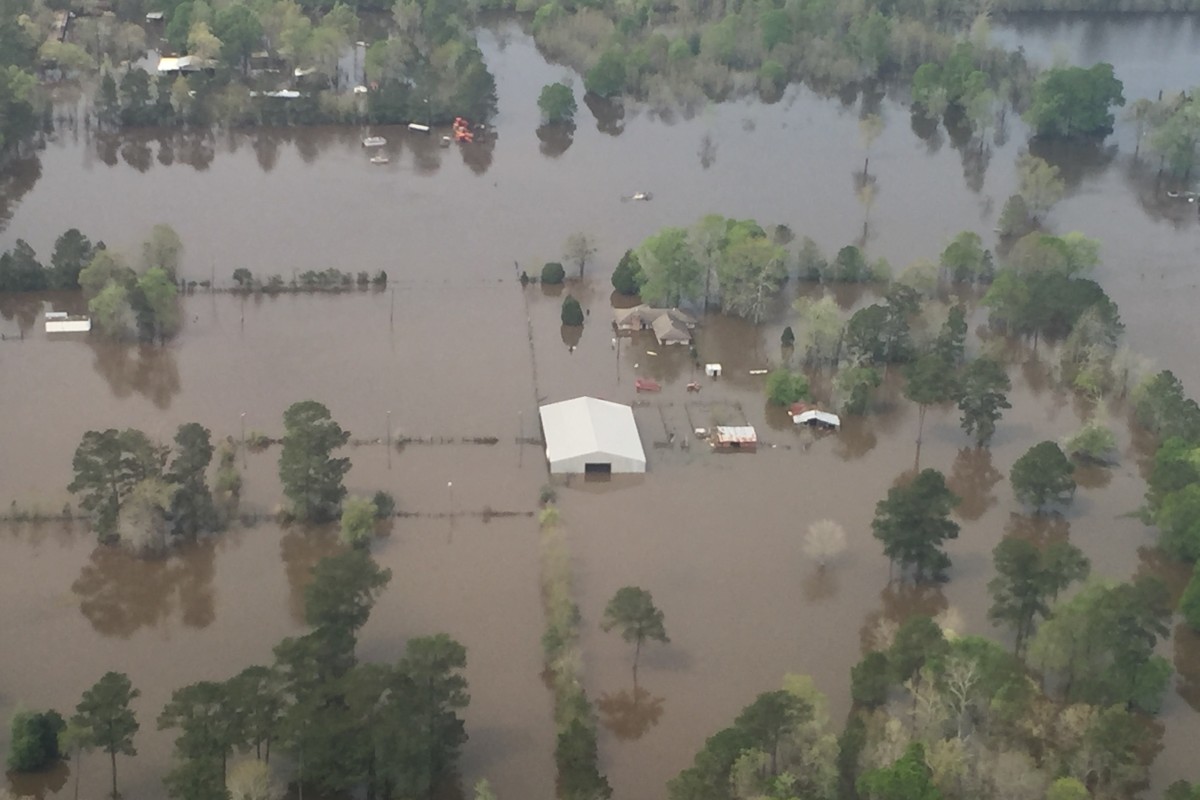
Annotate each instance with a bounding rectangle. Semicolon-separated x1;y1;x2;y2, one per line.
803;519;847;569
563;232;598;280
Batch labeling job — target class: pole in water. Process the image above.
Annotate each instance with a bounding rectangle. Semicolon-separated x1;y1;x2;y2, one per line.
390;288;395;329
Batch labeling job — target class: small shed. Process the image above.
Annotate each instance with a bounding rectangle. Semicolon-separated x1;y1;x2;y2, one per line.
652;314;691;346
539;396;646;474
705;363;722;377
794;410;841;430
712;425;757;452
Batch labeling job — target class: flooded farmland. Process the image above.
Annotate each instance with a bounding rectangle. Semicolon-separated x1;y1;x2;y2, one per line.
2;14;1200;800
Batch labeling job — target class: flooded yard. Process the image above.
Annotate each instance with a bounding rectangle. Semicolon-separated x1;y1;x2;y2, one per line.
1;14;1199;800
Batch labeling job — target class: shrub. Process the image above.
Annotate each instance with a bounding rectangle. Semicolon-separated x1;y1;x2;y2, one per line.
850;652;890;707
539;484;558;505
1063;418;1118;464
7;710;65;772
562;295;584;326
372;490;396;519
542;262;566;284
765;368;809;406
339;496;377;549
538;82;577;124
780;326;795;348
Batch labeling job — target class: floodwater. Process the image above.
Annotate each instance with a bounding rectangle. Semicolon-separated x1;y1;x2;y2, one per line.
1;13;1199;800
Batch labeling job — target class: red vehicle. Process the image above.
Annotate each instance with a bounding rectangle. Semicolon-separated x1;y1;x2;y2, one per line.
635;377;662;392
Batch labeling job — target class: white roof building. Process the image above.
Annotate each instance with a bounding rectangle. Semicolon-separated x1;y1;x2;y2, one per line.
538;396;646;474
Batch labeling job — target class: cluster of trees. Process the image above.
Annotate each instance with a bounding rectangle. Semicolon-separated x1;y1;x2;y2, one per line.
1024;64;1125;140
0;0;40;161
674;584;1174;800
1136;370;1200;630
84;0;498;130
619;215;794;323
523;0;1035;115
0;228;102;292
68;422;236;552
79;224;185;341
9;549;472;800
1132;89;1200;180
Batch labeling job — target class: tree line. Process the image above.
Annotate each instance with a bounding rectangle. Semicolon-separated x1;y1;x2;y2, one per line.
69;399;396;552
8;548;474;800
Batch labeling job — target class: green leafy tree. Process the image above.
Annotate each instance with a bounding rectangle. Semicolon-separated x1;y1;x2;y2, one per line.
135;267;181;341
611;249;644;295
79;250;136;298
955;357;1012;447
835;366;882;415
304;549;392;633
903;353;958;446
278;400;351;522
1024;63;1124;139
733;690;808;774
213;3;263;74
540;262;565;284
339;496;377;549
716;229;787;324
158;681;241;793
765;368;809;407
69;428;164;541
585;49;625;98
7;710;65;772
561;295;584;326
1010;441;1076;512
73;672;140;800
1045;777;1089;800
1016;154;1065;222
889;615;947;686
601;586;669;678
556;718;612;800
871;469;960;582
857;742;942;800
636;227;703;307
996;194;1031;238
141;223;184;278
168;422;217;538
987;538;1089;657
227;665;283;763
1028;577;1172;711
1063;417;1117;464
49;228;96;290
90;281;136;339
538;81;576;124
1134;370;1200;443
850;651;890;708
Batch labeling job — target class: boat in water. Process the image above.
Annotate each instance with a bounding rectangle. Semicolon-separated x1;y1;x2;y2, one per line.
362;136;387;147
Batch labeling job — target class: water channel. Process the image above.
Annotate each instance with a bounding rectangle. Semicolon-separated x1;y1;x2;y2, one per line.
1;13;1199;800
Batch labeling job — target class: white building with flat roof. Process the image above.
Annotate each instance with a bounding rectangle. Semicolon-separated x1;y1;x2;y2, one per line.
538;396;646;474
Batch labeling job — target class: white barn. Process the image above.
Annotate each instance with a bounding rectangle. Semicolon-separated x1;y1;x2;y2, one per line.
538;396;646;474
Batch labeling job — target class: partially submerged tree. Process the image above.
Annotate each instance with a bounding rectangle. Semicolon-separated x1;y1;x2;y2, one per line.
1010;441;1076;512
563;232;597;279
803;519;847;569
871;469;960;583
73;671;139;800
601;586;669;679
278;401;350;523
955;357;1012;447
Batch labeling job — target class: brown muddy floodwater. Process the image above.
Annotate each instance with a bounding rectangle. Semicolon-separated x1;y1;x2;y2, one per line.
2;15;1200;800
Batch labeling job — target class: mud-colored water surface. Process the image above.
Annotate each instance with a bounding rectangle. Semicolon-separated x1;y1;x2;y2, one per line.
1;15;1199;800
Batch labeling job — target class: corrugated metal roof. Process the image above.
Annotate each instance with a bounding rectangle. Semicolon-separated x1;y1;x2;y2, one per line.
714;425;756;443
539;397;646;464
794;410;841;428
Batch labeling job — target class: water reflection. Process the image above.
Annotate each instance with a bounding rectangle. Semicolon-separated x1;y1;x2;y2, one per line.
0;152;41;230
802;565;838;603
88;339;182;409
584;94;624;137
597;686;665;741
71;540;216;637
1028;138;1117;189
1174;623;1200;712
946;447;1002;521
537;124;574;159
0;292;41;338
1003;511;1070;548
6;760;69;800
279;526;342;625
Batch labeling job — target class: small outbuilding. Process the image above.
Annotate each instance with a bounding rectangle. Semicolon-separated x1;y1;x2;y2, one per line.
539;396;646;474
712;425;757;452
793;410;841;430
